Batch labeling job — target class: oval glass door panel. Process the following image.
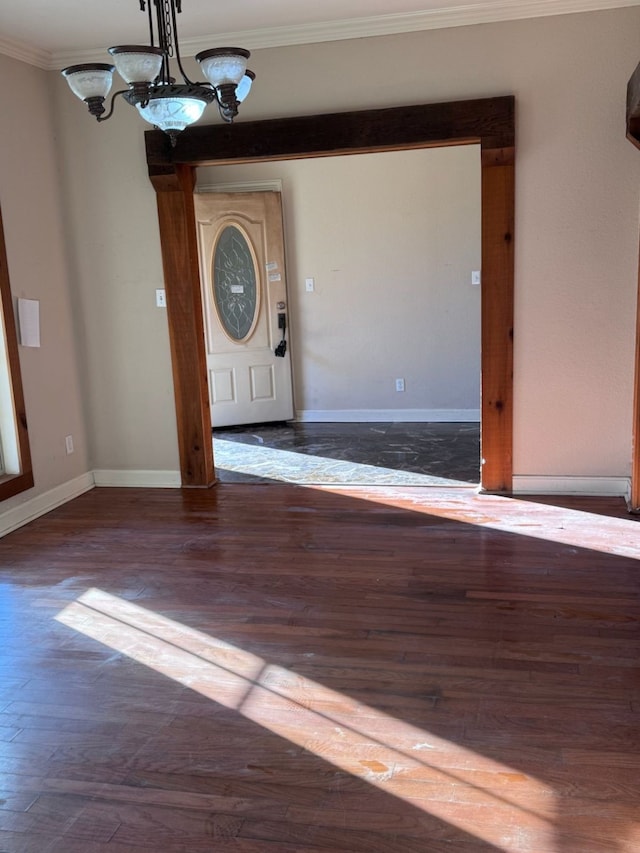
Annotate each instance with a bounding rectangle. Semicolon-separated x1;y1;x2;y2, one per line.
212;225;259;341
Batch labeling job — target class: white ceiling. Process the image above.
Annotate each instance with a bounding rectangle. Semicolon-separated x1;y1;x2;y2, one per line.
0;0;638;70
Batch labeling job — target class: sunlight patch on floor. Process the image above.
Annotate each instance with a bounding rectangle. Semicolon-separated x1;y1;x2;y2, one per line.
314;485;640;561
56;588;557;852
212;438;472;486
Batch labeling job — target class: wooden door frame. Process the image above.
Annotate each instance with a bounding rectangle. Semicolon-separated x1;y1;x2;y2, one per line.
145;95;515;491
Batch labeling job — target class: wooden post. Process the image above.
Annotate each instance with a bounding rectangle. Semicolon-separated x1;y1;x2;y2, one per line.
150;163;215;487
480;146;514;492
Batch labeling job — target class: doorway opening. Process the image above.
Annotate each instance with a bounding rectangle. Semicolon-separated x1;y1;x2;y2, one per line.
200;144;482;487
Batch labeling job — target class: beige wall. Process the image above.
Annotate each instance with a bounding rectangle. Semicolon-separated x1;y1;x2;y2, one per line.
198;145;482;419
52;79;179;473
0;53;89;514
51;7;640;479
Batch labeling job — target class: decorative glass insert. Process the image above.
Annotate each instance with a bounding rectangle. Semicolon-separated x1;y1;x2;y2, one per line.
213;225;258;341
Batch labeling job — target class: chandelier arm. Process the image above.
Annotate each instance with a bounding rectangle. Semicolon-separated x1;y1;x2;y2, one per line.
155;0;164;51
95;88;130;123
169;0;194;85
147;1;155;47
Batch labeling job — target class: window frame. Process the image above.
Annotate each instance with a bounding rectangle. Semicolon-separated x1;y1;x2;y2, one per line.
0;203;33;501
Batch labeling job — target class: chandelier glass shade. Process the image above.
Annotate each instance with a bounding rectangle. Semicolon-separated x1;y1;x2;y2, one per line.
134;88;211;134
108;46;164;84
61;1;254;145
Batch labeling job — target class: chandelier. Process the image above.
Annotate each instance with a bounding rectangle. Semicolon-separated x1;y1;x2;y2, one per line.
61;0;254;145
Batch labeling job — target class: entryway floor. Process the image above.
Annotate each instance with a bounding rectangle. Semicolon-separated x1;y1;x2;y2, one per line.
212;421;480;486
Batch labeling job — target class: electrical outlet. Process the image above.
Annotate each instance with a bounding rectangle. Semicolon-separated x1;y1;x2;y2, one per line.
395;378;405;392
65;435;74;455
156;288;167;307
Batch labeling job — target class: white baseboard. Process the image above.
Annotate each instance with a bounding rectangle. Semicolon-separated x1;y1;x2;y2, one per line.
0;472;95;539
296;409;480;423
93;470;182;488
512;476;630;497
0;470;181;539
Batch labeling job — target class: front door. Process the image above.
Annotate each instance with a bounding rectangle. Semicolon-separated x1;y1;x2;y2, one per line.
194;191;293;427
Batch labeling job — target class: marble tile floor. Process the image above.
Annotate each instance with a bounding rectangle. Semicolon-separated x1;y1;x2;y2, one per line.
213;421;480;486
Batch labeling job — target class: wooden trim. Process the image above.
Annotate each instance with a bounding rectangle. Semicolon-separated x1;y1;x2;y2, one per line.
629;232;640;511
146;97;515;169
481;146;514;491
0;205;33;503
627;62;640;150
0;470;34;502
626;66;640;510
145;96;515;492
151;165;215;487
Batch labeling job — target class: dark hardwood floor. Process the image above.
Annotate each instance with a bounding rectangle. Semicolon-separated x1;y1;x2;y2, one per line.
0;484;639;852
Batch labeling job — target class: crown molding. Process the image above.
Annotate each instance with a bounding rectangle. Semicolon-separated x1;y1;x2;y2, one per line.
173;0;640;56
0;35;50;70
1;0;639;70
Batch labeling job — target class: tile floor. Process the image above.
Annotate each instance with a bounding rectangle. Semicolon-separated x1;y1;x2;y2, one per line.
212;421;480;486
